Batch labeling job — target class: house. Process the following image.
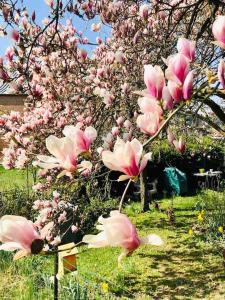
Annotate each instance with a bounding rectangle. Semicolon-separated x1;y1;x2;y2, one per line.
0;93;24;114
0;92;25;155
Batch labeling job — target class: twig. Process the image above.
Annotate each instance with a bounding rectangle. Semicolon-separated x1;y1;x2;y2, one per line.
118;179;132;212
143;103;185;148
118;103;185;212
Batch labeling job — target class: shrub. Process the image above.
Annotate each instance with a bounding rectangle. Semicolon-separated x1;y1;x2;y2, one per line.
151;136;224;174
0;187;36;218
192;190;225;246
0;185;118;244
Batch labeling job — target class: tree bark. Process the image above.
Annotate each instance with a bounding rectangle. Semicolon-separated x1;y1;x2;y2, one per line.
140;167;149;212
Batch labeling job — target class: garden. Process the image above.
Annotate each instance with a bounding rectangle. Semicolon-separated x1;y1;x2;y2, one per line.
0;1;225;299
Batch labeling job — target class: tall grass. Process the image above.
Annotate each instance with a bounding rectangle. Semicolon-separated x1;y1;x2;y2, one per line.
0;196;225;299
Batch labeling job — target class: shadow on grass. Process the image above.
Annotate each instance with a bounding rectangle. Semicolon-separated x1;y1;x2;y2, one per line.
1;196;224;300
119;239;225;299
118;205;225;299
145;249;225;300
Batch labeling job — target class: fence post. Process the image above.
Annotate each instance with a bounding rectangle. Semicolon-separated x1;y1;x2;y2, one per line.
54;250;58;300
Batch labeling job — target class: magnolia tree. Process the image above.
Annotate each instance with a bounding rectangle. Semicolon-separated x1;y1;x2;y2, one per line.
0;0;225;265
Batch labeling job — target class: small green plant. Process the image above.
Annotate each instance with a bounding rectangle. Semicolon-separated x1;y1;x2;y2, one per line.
62;281;89;300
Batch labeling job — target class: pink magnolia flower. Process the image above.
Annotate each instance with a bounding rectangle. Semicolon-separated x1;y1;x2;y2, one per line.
162;86;174;110
139;4;150;19
53;190;60;202
168;80;183;103
212;16;225;49
0;215;43;260
58;211;67;223
218;59;225;89
124;120;132;130
96;37;102;44
78;49;88;61
168;70;194;102
112;126;119;136
32;183;43;192
138;96;163;116
115;51;125;64
136;113;161;136
11;29;20;42
97;147;104;156
0;116;6;126
63;125;97;155
165;53;189;85
167;131;185;154
144;65;165;99
51;236;61;246
71;225;78;233
5;47;14;61
39;221;54;240
45;0;54;8
177;38;196;62
102;138;152;181
91;23;102;32
173;137;186;153
2;5;10;21
33;135;78;177
82;211;164;264
77;160;93;176
183;71;194;100
167;129;176;144
32;83;43;97
116;116;124;127
0;70;9;81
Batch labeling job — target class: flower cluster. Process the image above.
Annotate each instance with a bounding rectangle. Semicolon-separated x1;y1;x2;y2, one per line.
33;191;79;247
0;0;225;268
33;125;96;178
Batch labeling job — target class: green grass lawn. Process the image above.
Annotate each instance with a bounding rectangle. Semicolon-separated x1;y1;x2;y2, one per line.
0;166;33;191
0;196;225;299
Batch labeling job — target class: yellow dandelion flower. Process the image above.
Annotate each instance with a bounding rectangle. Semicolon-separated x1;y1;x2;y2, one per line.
218;226;223;233
198;214;203;221
188;229;193;236
101;282;109;293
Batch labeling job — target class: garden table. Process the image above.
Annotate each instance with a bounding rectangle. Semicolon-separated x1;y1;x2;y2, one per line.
193;171;223;190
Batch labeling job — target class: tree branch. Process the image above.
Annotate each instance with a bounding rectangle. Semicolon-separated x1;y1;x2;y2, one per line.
204;98;225;124
118;103;185;212
194;113;225;134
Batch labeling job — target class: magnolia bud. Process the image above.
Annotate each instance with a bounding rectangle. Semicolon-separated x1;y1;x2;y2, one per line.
11;30;19;42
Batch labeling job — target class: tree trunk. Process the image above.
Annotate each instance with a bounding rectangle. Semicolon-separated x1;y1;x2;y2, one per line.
140;168;149;212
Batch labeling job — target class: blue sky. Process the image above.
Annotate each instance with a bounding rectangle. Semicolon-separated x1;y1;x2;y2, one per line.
0;0;111;56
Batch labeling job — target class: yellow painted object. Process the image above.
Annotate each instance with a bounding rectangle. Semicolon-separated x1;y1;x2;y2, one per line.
58;243;78;278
